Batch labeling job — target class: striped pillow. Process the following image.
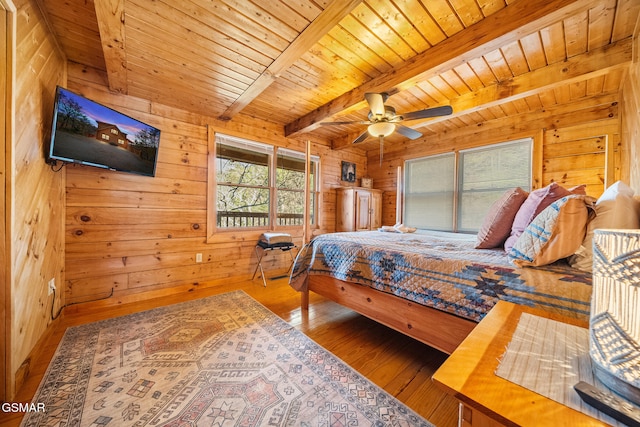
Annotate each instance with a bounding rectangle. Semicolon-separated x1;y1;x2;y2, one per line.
509;195;592;267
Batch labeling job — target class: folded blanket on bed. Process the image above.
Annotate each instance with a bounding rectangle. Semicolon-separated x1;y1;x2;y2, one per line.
378;223;417;233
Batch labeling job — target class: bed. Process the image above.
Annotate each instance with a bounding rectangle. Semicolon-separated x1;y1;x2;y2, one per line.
289;230;592;354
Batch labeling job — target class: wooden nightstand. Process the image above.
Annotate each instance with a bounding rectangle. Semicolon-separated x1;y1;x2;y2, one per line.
432;301;607;427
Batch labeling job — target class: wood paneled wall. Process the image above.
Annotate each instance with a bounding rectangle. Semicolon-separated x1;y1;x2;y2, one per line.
1;0;9;403
622;19;640;193
9;1;637;404
368;93;626;226
63;64;366;309
9;0;66;397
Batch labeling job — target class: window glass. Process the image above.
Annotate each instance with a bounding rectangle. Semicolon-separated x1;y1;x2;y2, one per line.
276;149;306;226
214;135;319;230
404;139;532;232
458;139;531;232
405;154;455;230
216;135;272;228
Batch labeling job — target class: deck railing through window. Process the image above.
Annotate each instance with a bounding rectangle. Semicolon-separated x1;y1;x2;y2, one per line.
217;212;304;227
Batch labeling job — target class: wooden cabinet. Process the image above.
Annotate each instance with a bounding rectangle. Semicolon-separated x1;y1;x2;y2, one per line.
336;187;382;231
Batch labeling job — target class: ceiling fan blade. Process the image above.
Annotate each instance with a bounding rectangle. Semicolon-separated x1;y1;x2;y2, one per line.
352;131;370;144
395;125;422;140
365;93;386;116
402;105;453;121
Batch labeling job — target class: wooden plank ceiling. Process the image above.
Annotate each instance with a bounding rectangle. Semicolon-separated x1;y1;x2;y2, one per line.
38;0;639;151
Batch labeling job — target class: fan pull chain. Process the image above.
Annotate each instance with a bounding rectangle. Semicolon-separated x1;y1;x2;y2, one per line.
379;135;384;165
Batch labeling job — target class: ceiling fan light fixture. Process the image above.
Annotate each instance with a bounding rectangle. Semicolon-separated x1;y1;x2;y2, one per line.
368;122;395;137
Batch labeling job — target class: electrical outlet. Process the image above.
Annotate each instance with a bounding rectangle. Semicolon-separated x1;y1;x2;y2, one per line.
196;253;203;263
48;278;56;296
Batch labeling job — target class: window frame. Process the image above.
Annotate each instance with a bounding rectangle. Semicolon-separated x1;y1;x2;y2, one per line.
215;134;273;229
207;130;319;242
456;138;533;232
404;152;457;231
275;148;320;228
403;136;537;233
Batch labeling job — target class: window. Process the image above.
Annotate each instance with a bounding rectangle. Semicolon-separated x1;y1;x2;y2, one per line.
457;140;532;231
276;149;319;226
214;134;318;230
216;135;272;228
404;138;532;232
405;153;455;230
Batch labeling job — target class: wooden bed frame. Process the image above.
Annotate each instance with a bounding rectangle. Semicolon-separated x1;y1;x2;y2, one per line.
300;275;477;354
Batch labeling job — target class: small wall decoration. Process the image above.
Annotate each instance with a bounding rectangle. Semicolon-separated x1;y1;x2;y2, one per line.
341;161;356;183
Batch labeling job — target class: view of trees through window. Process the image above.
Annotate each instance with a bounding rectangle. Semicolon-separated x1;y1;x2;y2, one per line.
276;150;309;226
216;150;270;227
215;135;317;229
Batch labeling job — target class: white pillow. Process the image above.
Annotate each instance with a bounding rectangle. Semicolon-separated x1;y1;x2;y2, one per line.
597;180;635;200
569;181;640;271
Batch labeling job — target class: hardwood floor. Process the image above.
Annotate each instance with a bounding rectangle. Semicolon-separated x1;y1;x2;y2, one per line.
1;277;459;426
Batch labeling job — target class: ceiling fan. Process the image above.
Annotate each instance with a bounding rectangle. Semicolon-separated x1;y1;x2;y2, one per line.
321;92;453;162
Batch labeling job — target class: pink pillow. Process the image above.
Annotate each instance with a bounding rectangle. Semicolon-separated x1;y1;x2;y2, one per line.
504;183;572;252
568;184;587;195
475;188;528;249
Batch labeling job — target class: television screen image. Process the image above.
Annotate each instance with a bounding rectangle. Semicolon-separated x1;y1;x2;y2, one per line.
48;86;161;177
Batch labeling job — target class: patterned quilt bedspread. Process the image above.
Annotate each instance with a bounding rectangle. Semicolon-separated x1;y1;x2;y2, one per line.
289;230;592;322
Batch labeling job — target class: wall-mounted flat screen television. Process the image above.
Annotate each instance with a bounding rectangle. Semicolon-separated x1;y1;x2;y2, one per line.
47;86;161;177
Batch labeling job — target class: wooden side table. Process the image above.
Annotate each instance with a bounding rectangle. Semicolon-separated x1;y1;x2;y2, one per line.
432;301;607;427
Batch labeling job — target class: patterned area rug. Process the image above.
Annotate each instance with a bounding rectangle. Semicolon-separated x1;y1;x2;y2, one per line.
21;291;433;426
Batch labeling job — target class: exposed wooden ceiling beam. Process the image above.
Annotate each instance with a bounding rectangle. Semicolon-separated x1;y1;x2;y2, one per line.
330;37;632;150
378;94;619;161
285;0;603;137
217;0;363;121
430;38;632;124
95;0;128;94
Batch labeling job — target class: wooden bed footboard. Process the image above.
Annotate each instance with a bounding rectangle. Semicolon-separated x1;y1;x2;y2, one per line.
301;275;476;354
